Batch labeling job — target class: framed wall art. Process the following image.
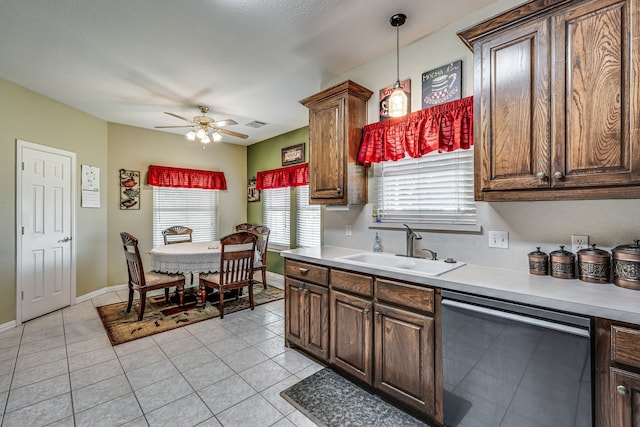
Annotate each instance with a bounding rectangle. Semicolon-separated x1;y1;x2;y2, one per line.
379;79;411;121
422;60;462;108
120;169;140;210
282;143;305;166
248;176;259;202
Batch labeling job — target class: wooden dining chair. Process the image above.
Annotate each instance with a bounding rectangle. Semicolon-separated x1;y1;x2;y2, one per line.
198;231;257;319
234;223;255;232
120;232;186;321
162;226;193;245
251;225;270;289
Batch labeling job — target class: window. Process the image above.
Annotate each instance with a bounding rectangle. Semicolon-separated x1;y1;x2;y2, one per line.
152;187;219;247
296;185;321;247
375;148;476;224
263;187;291;248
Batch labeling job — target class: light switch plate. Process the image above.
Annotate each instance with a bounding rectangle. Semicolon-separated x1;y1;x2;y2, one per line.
489;231;509;248
345;224;352;236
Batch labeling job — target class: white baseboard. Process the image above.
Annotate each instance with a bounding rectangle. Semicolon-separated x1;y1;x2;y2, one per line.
0;320;17;334
76;284;128;304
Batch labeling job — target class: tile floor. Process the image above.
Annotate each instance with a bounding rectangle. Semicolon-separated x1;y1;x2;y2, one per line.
0;274;325;427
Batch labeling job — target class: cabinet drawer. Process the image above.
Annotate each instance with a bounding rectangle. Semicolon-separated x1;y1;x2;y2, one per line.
285;260;328;285
375;278;434;313
330;269;373;297
612;325;640;368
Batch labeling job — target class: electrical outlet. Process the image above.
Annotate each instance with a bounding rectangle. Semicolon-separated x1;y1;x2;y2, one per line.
488;231;509;248
345;224;352;236
572;234;589;254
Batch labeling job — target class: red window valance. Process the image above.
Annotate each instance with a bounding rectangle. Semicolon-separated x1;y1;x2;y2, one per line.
147;165;227;190
357;96;474;167
256;163;309;190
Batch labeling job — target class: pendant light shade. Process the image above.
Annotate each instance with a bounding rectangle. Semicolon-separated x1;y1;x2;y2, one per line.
388;13;407;118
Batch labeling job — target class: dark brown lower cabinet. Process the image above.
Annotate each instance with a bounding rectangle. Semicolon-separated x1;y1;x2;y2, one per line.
329;289;373;384
285;277;329;360
374;303;435;416
611;368;640;426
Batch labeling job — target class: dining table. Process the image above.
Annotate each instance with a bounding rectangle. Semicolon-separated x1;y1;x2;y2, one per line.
149;240;259;306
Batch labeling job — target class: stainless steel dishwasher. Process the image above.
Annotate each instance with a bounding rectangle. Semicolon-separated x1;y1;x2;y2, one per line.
441;290;592;427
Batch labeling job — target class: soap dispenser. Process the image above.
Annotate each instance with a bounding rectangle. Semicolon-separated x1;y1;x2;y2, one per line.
373;232;382;252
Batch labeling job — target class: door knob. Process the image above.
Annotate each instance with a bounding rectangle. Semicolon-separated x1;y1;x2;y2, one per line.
553;171;564;179
617;385;629;396
536;172;546;179
58;236;72;243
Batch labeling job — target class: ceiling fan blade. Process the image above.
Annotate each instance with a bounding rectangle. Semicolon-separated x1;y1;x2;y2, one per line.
211;119;237;127
218;128;249;139
164;112;194;123
154;125;197;129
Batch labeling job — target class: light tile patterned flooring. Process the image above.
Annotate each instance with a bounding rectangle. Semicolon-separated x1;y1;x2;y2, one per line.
0;274;324;427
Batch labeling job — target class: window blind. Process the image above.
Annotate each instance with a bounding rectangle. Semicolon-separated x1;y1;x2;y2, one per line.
296;185;321;248
375;148;476;224
152;187;219;247
263;187;291;248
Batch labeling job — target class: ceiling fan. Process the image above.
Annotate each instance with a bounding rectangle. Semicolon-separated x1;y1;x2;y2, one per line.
155;106;248;144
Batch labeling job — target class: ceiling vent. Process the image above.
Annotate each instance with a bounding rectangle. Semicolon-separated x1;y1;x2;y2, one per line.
245;120;267;128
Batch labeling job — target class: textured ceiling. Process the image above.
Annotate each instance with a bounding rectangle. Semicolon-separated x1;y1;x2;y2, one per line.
0;0;495;145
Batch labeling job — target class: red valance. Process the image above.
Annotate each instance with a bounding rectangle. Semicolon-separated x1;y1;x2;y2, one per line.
357;96;474;166
256;163;309;190
147;165;227;190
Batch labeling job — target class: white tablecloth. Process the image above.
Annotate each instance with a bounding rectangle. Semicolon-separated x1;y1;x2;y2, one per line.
149;240;259;274
150;241;222;274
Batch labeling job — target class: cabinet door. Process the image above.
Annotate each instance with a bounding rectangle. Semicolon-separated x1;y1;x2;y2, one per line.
611;368;640;426
304;282;329;360
374;303;435;416
330;290;373;384
308;95;346;203
285;278;306;348
552;0;640;188
476;18;551;194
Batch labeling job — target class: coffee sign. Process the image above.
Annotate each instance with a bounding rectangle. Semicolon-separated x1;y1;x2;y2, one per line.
422;60;462;108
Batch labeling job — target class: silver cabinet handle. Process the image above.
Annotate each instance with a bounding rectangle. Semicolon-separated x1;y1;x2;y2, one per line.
374;311;380;317
363;309;370;314
553;171;564;179
299;268;309;275
336;187;342;194
617;385;628;396
58;236;72;243
536;172;546;179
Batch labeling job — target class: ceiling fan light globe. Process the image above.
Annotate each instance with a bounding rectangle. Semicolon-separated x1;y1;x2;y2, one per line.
186;130;197;141
212;133;222;142
200;135;211;143
196;128;207;139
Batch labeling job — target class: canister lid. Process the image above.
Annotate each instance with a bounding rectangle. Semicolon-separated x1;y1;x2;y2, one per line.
528;247;548;257
612;239;640;255
578;244;610;257
550;245;574;257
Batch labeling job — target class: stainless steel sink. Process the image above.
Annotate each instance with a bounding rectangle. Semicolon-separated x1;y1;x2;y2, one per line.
335;252;465;277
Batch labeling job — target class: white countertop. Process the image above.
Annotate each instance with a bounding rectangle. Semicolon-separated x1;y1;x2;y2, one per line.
282;245;640;325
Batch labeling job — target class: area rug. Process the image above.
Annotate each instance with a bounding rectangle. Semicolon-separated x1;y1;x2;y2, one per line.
97;284;283;345
281;368;431;427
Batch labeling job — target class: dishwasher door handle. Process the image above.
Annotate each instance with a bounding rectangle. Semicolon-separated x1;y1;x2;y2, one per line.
442;299;590;338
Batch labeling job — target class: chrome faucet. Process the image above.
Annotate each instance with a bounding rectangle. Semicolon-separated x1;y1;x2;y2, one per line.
403;224;422;257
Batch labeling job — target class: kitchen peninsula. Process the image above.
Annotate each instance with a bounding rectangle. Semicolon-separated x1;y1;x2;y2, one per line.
282;246;640;426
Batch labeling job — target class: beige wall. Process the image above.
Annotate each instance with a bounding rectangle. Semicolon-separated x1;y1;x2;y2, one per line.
321;0;640;271
106;123;247;286
0;78;108;325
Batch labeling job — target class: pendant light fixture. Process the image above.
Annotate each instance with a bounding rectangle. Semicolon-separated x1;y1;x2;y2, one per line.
388;13;407;118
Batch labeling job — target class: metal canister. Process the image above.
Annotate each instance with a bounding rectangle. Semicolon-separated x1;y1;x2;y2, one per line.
528;247;548;275
577;244;610;284
612;240;640;290
549;245;575;279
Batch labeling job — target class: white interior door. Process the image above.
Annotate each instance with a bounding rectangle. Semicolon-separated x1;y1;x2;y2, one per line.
17;140;76;323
